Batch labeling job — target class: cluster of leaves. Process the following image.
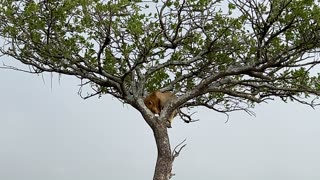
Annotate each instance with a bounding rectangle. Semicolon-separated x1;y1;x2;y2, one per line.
1;0;320;113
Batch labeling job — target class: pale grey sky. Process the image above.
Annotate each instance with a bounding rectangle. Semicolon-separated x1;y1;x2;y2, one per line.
1;58;320;180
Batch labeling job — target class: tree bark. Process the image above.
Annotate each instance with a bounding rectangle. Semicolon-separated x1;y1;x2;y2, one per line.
152;124;172;180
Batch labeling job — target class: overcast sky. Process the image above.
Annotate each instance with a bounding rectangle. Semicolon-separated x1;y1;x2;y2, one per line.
1;57;320;180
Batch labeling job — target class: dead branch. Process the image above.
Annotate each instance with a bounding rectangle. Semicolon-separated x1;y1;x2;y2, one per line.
170;139;187;179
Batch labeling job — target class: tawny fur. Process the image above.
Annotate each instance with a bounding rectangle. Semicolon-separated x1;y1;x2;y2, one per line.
144;91;177;125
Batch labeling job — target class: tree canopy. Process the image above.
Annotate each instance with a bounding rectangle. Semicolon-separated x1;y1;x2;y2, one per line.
1;0;320;179
1;0;320;116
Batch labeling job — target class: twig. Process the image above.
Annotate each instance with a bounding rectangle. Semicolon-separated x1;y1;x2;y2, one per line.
178;109;199;123
170;138;187;179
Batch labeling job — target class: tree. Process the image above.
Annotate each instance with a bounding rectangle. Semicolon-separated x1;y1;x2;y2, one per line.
1;0;320;179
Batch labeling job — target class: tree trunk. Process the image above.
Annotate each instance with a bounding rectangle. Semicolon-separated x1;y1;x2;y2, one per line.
152;124;172;180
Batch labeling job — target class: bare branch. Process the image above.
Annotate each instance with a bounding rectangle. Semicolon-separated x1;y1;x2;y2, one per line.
170;139;187;179
178;109;199;123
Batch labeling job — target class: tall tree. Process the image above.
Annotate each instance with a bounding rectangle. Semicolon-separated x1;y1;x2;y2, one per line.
1;0;320;179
